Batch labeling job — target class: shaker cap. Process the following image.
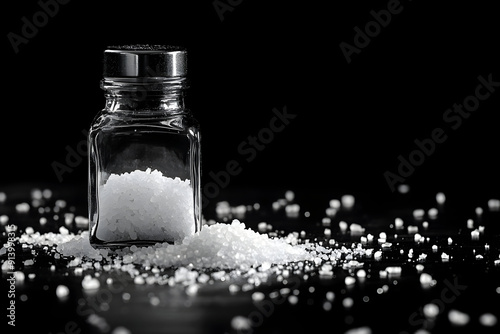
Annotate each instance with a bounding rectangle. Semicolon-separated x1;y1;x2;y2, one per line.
103;45;187;78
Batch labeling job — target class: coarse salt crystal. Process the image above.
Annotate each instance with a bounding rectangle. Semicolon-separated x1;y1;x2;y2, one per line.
448;309;470;326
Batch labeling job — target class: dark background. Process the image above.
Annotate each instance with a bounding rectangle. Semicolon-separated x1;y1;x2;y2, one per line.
3;0;499;208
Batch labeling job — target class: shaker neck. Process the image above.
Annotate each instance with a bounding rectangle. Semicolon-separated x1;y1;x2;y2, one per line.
101;77;187;114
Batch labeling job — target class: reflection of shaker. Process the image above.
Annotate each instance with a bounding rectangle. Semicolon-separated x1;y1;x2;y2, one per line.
88;45;201;248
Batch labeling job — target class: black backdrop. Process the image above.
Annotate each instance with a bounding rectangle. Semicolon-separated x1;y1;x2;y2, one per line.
3;0;499;208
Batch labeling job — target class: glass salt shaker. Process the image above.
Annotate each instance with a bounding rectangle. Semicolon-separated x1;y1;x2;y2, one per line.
88;45;201;248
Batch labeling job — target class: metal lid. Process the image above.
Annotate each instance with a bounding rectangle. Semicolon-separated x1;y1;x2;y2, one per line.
103;45;187;78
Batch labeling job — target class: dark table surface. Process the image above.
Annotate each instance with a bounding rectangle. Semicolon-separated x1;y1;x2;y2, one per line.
1;183;499;334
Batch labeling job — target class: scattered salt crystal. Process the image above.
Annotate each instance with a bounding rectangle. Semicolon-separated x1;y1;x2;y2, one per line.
487;199;500;211
414;233;422;243
415;264;424;273
413;209;425;220
350;223;365;234
75;216;89;228
339;221;348;232
471;229;480;241
479;313;497;327
322;217;331;226
395;217;404;229
285;190;295;202
341;195;355;209
407;226;418;234
0;192;6;203
326;207;337;217
186;284;199;296
326;291;335;301
467;219;474;229
386;267;401;277
422;221;429;229
397;184;410;194
374;251;382;261
24;259;34;266
432;245;438;252
42;189;52;199
56;285;70;299
436;192;446;205
324;228;331;237
15;202;30;213
288;295;298;305
428;208;438;219
14;271;25;282
25;227;34;235
0;215;9;225
345;276;356;286
342;297;354;309
111;326;132;334
475;207;483;216
441;253;450;262
257;222;267;232
478;225;485;234
447;237;453;245
423;303;439;318
448;309;470;326
475;255;483;260
419;273;433;286
323;301;332;311
231;316;251;331
251;291;265;302
329;199;341;209
229;284;240;294
381;242;392;249
345;326;372;334
82;275;100;290
357;269;366;278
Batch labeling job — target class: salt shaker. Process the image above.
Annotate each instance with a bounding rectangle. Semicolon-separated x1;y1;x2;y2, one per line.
88;45;201;248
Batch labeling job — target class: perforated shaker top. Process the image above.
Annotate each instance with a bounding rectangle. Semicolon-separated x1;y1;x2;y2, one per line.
103;44;187;78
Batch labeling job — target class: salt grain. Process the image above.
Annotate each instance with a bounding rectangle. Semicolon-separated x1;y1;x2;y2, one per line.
82;275;100;290
341;195;355;209
111;326;132;334
479;313;497;327
487;199;500;211
397;184;410;194
419;273;433;286
0;215;9;225
231;316;251;331
423;303;439;319
329;199;341;209
15;202;30;213
56;285;70;299
342;297;353;309
436;192;446;205
345;276;356;286
413;209;425;220
448;309;470;326
345;327;372;334
428;208;438;219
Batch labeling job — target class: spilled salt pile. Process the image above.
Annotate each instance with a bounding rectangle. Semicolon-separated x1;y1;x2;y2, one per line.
61;220;311;269
120;220;311;269
95;168;195;243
